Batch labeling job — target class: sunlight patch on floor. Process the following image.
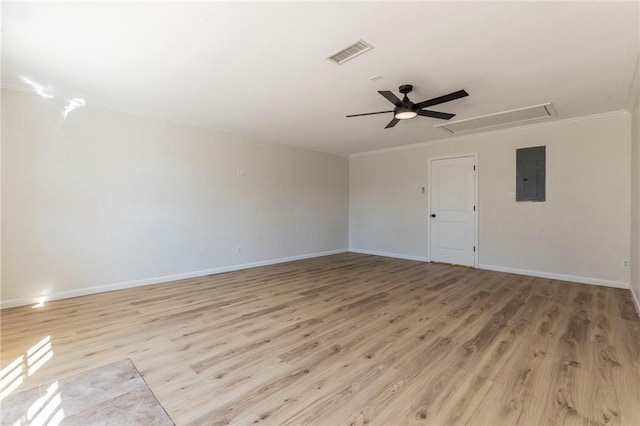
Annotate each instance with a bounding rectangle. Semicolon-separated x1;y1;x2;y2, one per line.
1;336;54;402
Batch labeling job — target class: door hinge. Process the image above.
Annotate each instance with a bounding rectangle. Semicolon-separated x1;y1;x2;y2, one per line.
473;205;476;211
473;246;476;252
473;165;476;171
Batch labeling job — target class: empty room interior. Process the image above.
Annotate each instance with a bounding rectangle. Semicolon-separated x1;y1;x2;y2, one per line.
2;1;640;425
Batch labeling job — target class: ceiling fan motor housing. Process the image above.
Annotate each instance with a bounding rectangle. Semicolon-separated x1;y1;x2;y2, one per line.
396;85;417;118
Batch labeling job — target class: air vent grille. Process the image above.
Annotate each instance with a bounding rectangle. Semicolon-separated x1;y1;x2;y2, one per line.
435;103;556;134
327;40;373;65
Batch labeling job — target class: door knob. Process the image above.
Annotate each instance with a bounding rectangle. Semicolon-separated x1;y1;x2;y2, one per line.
431;214;436;218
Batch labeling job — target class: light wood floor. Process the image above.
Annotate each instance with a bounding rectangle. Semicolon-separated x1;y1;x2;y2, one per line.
2;253;639;425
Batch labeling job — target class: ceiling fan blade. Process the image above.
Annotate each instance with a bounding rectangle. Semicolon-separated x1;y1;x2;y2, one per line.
417;109;455;120
378;91;403;106
346;110;393;118
385;117;400;128
415;90;469;109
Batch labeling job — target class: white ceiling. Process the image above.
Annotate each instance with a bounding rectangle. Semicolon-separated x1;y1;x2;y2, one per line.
3;1;639;156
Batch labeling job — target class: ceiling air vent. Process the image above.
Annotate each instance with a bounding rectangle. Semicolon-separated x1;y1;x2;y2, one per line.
435;103;556;134
327;40;374;65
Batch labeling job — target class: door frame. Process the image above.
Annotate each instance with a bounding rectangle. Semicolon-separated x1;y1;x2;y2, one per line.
427;153;479;268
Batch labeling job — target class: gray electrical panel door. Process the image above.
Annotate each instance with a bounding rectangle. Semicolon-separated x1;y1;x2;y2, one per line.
516;146;545;202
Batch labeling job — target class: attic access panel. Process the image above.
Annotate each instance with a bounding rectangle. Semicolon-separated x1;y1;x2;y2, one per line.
516;146;545;202
435;103;556;134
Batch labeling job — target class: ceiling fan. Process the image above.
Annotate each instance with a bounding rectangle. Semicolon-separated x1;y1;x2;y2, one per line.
346;84;469;129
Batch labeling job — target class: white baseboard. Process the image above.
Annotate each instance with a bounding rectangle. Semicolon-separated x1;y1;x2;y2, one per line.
349;251;629;290
631;286;640;318
0;249;348;309
478;264;629;289
3;249;631;309
349;248;429;262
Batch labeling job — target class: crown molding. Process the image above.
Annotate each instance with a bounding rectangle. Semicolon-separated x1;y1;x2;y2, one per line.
2;83;629;161
1;83;346;158
1;82;218;130
349;110;629;158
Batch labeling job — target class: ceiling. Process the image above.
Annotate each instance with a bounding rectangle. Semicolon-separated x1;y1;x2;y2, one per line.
3;2;639;156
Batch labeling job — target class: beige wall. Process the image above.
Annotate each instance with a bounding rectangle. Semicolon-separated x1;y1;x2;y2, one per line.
2;87;636;308
350;113;631;287
631;60;640;310
1;89;349;307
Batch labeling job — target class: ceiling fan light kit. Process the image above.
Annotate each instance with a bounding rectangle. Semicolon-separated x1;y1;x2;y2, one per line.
347;84;469;129
394;107;418;120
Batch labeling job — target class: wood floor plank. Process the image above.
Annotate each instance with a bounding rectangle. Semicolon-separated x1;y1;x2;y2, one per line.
2;253;639;425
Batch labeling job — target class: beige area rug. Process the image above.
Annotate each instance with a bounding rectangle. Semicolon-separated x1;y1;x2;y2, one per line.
1;358;174;425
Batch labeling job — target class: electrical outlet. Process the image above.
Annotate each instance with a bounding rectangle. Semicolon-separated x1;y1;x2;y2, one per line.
236;247;241;254
623;259;629;268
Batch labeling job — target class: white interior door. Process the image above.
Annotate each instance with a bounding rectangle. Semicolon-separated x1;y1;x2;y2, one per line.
429;155;477;267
